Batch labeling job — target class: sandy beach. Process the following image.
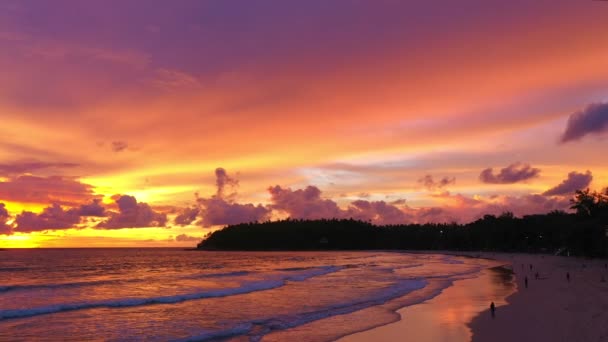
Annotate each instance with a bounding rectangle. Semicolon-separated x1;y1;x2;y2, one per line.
470;253;608;342
341;252;608;342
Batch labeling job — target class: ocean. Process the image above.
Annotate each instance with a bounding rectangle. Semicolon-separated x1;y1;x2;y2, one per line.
0;249;508;341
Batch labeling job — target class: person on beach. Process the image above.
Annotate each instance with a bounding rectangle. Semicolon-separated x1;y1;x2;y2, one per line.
524;276;528;288
490;302;496;318
535;272;539;280
566;272;570;282
529;264;533;270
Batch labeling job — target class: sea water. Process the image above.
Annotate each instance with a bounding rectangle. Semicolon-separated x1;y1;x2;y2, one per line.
0;249;504;341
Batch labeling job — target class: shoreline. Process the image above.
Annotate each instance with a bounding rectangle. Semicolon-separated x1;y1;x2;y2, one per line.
338;255;515;342
248;252;507;342
341;252;608;342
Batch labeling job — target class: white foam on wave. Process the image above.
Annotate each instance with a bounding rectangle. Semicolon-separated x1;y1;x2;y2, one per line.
178;278;428;341
0;266;344;320
176;258;492;342
256;279;427;331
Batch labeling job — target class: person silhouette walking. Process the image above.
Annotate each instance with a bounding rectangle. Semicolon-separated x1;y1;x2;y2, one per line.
490;302;496;318
524;276;528;288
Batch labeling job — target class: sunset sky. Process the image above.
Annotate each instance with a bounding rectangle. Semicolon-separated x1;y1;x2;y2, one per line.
1;0;608;247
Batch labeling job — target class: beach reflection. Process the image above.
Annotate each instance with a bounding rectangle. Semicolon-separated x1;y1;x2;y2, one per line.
342;266;516;342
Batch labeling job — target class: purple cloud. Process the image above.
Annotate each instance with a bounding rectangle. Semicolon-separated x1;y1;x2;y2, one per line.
76;199;106;217
479;163;540;184
197;169;270;226
415;207;458;223
486;194;571;217
197;198;270;226
418;175;455;190
220;178;575;225
214;167;238;198
543;171;593;196
561;103;608;143
14;203;81;233
346;200;412;225
174;206;200;226
390;199;407;206
268;185;343;220
186;167;581;230
179;169;271;228
425;192;571;223
5;199;107;234
0;203;12;235
268;185;412;225
98;195;167;229
111;141;129;152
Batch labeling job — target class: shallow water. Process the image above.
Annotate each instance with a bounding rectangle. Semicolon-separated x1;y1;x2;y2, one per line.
0;249;503;341
340;266;516;342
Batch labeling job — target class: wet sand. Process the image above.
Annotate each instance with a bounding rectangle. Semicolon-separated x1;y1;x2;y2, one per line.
341;252;608;342
340;265;515;342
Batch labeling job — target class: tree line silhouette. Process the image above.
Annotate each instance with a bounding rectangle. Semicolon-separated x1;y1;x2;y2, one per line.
198;188;608;257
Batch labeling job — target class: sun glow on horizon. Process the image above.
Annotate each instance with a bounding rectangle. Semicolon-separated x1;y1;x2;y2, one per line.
0;234;40;248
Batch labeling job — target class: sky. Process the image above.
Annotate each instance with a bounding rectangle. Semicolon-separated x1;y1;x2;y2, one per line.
1;0;608;247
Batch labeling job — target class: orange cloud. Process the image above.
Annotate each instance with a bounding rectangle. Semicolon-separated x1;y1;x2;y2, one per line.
0;175;99;206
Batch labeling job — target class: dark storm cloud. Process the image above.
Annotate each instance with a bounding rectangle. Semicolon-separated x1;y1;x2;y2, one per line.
479;163;540;184
543;171;593;196
561;103;608;143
